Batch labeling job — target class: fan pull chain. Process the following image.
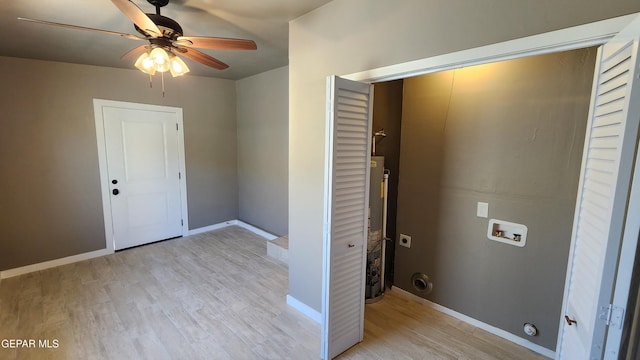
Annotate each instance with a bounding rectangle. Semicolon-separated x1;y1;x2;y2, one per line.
149;74;153;88
161;71;165;97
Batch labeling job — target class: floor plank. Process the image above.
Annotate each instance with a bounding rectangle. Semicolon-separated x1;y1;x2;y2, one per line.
0;226;548;359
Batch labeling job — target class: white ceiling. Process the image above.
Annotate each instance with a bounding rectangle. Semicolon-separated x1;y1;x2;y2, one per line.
0;0;331;79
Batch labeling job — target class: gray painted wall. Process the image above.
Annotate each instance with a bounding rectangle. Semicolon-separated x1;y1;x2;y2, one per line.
236;66;289;236
289;0;640;318
0;56;239;271
394;48;596;350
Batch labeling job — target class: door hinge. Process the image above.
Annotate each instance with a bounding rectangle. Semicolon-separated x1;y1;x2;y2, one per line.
599;304;624;329
181;219;184;226
178;172;181;179
176;123;179;131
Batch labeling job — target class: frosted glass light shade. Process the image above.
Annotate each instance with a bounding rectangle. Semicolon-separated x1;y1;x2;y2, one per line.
134;52;156;75
150;47;170;72
169;55;190;77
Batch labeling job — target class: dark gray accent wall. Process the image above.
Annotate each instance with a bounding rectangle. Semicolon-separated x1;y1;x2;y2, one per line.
371;79;403;286
393;48;596;349
0;56;239;271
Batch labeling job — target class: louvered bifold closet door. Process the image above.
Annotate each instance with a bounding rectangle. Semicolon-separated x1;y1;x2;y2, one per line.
558;16;640;360
322;76;373;360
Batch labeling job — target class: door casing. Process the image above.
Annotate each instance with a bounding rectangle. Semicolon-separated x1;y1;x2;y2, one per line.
93;99;189;252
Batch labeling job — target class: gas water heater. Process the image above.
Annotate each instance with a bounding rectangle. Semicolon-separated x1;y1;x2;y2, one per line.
366;156;386;302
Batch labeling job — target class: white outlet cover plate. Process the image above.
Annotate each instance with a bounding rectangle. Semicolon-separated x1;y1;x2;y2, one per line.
399;234;411;248
477;202;489;218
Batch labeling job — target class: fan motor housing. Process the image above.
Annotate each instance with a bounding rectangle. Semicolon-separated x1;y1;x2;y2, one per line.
135;14;183;38
147;0;170;7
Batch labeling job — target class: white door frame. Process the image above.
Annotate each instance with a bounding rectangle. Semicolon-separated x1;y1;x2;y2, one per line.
334;12;640;358
93;99;189;252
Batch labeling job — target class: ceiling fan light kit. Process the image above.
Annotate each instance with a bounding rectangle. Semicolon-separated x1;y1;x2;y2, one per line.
17;0;256;94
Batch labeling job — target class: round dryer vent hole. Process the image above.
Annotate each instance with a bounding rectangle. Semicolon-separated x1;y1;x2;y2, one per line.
523;323;538;336
411;273;433;294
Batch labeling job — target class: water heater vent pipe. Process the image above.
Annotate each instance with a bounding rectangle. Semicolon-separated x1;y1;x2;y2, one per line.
381;169;390;293
372;129;386;155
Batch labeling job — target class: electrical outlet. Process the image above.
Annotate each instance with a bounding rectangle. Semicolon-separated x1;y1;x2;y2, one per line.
399;234;412;248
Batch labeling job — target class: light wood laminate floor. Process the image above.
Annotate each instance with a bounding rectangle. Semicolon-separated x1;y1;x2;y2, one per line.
0;226;548;359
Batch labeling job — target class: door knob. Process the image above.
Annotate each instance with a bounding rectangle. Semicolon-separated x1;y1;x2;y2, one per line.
112;189;120;195
564;315;577;326
112;179;118;184
348;244;355;248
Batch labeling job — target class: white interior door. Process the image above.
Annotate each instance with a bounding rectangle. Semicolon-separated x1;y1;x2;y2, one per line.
321;76;373;359
94;100;187;251
558;15;640;360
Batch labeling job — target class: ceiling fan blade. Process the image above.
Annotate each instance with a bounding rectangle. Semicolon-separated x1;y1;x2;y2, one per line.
111;0;161;37
17;17;146;40
177;47;229;70
175;36;257;50
121;45;150;60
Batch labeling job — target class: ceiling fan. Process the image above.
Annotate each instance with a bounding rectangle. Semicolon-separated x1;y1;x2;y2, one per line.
18;0;257;77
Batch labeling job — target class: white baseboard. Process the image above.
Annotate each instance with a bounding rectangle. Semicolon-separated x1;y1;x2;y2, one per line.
189;220;278;240
391;286;555;359
188;220;238;235
0;248;114;280
287;294;322;324
234;220;278;240
2;221;278;280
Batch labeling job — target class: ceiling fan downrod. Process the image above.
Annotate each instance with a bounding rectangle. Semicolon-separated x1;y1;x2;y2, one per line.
146;0;169;15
